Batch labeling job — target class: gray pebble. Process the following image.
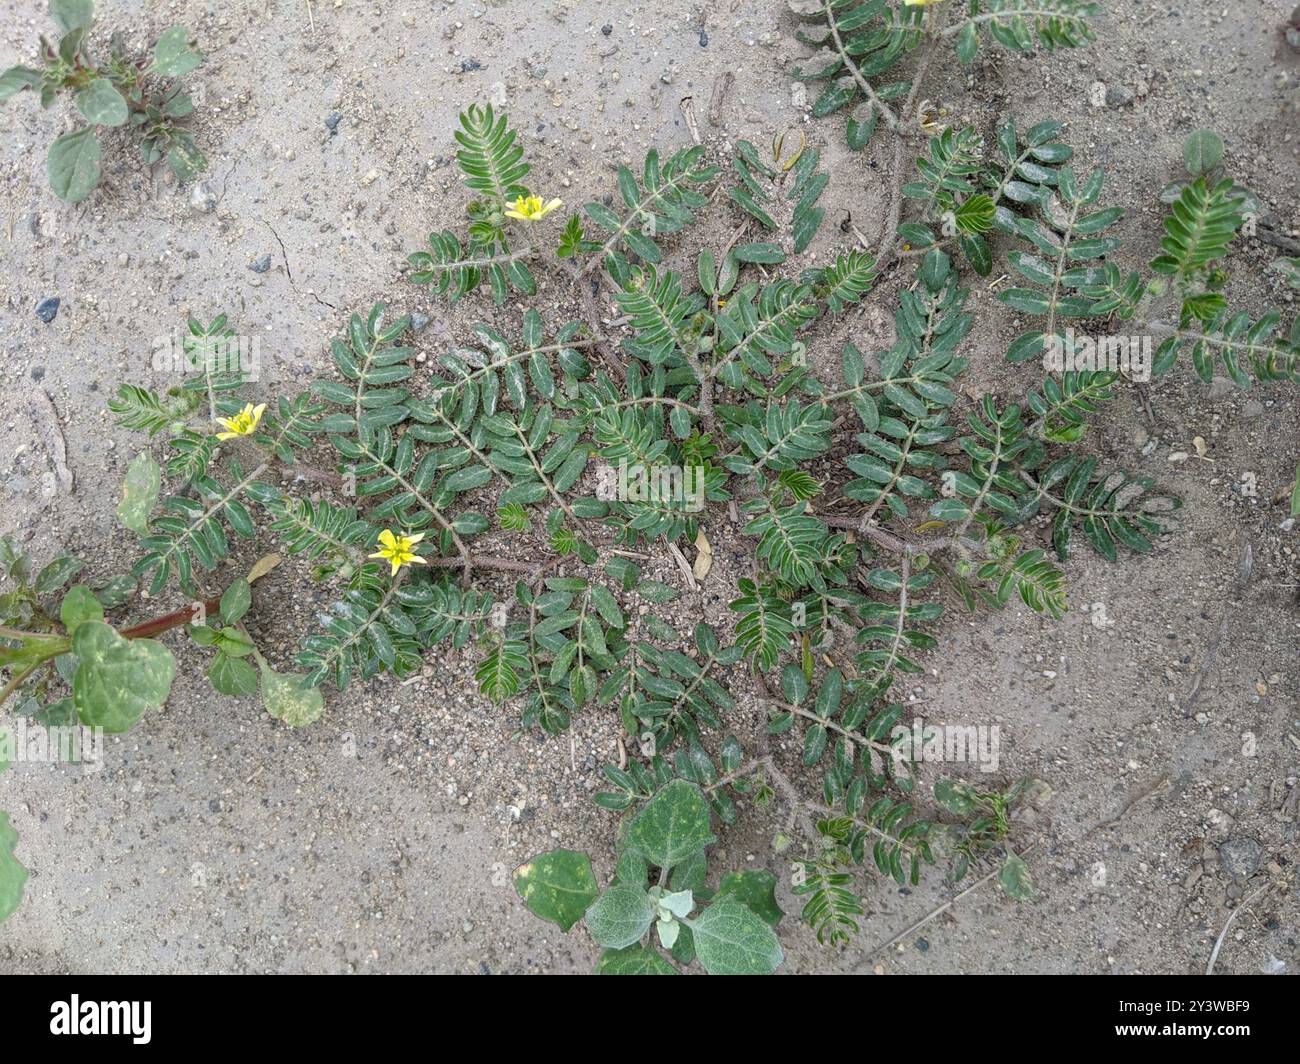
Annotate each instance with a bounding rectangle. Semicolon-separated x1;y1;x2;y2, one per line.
1218;837;1262;879
190;181;218;213
35;297;60;324
1106;84;1135;108
249;254;273;274
325;111;342;133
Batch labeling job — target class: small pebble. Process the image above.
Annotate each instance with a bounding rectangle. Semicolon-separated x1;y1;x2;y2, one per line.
190;181;217;213
248;254;272;274
35;297;60;324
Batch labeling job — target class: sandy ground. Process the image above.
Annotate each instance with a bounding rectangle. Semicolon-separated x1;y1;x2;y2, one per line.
0;0;1298;974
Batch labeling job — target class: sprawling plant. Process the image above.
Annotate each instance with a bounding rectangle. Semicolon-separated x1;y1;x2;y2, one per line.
0;1;205;202
2;1;1294;970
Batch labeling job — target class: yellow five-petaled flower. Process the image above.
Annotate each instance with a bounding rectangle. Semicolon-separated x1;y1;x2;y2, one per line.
214;402;267;441
369;529;428;577
504;193;563;222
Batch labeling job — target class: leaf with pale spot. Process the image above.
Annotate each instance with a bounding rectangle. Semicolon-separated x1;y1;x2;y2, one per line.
72;621;175;733
512;849;598;932
117;452;161;534
625;780;716;870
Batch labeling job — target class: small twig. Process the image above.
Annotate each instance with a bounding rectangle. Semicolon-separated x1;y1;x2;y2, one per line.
820;514;922;557
1206;879;1276;976
422;555;553;575
679;96;701;145
1082;774;1170;838
706;71;734;127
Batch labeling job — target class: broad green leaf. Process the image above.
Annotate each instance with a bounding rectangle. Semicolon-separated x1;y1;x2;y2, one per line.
933;777;980;815
209;651;258;697
513;850;599;931
0;812;27;924
75;79;128;127
259;662;324;727
117;452;161;534
50;0;94;34
999;851;1035;900
716;869;783;926
35;555;84;594
0;66;42;101
689;895;784;974
150;26;203;78
59;585;103;634
72;621;175;733
584;884;655;949
626;780;716;869
595;945;679;975
47;128;102;203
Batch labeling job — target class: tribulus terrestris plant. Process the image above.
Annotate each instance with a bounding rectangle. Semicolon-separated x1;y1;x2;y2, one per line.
2;0;1297;974
0;0;205;202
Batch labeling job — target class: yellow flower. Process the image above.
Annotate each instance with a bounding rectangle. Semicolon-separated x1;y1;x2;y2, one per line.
214;402;267;441
368;529;428;577
903;0;945;4
504;193;563;222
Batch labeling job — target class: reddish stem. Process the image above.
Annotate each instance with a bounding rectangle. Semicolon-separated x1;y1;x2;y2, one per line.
118;596;222;640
